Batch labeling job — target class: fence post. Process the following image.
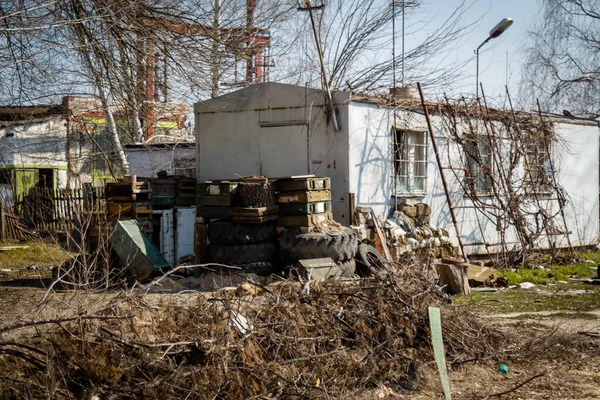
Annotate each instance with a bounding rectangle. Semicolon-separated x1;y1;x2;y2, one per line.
0;200;5;241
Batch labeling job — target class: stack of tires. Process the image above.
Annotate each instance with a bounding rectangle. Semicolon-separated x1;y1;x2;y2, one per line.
207;221;279;275
279;227;359;277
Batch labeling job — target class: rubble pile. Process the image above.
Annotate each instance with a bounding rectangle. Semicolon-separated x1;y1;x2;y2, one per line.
0;265;505;398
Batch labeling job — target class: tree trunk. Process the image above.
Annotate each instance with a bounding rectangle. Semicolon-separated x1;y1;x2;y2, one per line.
435;263;471;295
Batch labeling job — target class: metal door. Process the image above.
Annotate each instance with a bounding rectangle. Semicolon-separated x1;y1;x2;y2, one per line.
175;207;196;263
259;124;309;177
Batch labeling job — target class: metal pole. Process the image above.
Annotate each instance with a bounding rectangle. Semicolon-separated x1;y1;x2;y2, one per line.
401;1;405;87
417;82;467;261
305;0;340;131
475;36;491;100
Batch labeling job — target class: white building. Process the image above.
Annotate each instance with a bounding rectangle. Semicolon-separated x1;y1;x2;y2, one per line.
126;143;195;179
195;83;599;255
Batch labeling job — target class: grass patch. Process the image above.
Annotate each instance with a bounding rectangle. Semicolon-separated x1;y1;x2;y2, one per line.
0;241;71;269
454;284;600;314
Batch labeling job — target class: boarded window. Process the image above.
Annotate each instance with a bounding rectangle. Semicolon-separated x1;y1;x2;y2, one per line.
464;134;492;194
394;130;427;194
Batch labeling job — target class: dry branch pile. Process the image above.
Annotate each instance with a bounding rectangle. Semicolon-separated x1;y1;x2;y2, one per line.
0;266;505;398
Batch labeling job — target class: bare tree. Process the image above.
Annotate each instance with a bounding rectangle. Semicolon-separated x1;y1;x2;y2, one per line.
522;0;600;118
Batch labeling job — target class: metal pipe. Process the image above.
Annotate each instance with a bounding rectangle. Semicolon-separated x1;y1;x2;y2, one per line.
417;82;467;261
475;36;491;100
305;0;340;131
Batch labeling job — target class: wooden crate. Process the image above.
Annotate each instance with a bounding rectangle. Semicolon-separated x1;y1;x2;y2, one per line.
232;214;278;224
277;190;331;204
152;196;175;209
197;194;235;207
230;206;279;217
277;177;331;192
279;201;331;216
278;212;333;227
197;181;239;196
151;178;177;196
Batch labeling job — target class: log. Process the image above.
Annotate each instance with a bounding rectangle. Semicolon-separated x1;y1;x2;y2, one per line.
435;263;471;295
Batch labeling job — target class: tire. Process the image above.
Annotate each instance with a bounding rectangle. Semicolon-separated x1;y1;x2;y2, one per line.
356;244;388;278
209;242;278;264
337;258;357;278
208;221;277;245
279;228;358;262
232;262;280;276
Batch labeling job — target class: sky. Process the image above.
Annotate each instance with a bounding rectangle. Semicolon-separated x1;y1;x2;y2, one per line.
385;0;539;101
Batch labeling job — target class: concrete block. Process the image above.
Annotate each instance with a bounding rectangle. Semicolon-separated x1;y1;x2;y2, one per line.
295;258;342;281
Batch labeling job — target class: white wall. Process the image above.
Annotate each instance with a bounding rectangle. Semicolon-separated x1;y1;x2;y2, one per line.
0;118;68;168
127;146;195;178
195;83;353;224
347;100;599;254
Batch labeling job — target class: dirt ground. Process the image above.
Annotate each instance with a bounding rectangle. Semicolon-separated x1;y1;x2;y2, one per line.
0;266;598;399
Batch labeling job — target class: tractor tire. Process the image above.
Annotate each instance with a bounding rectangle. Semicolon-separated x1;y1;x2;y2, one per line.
208;221;277;245
279;228;358;262
337;258;357;278
232;262;281;276
355;244;388;278
208;242;278;265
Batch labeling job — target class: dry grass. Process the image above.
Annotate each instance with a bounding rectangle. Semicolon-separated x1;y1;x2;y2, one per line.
0;241;72;269
0;265;506;399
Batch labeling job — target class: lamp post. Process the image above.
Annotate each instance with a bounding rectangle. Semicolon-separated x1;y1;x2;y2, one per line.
475;17;513;99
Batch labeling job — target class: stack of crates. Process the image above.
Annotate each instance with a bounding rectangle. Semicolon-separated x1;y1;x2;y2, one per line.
276;177;333;228
175;177;196;206
105;175;152;234
196;180;239;220
151;178;176;209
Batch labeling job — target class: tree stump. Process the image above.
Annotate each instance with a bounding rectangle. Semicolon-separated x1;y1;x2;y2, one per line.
435;263;471;295
238;178;275;207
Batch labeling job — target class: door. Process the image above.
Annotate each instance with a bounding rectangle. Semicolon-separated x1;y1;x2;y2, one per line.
159;209;175;267
14;169;37;214
259;124;309;177
175;207;196;264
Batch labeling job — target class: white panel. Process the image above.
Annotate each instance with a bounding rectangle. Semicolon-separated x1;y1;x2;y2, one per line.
175;207;196;263
160;209;175;267
258;125;309;177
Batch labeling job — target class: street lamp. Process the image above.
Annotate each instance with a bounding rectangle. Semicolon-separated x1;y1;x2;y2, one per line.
475;17;513;99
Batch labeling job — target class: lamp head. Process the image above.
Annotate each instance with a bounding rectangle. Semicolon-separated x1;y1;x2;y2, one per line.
489;17;513;38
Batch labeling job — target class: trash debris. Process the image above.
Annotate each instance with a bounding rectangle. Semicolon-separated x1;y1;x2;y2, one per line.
498;364;510;374
516;282;536;290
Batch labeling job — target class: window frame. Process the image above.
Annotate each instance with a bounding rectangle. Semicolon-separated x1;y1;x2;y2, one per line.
393;128;428;196
463;133;493;195
523;132;553;194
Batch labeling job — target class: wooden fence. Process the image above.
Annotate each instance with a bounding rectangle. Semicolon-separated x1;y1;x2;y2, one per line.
21;186;106;232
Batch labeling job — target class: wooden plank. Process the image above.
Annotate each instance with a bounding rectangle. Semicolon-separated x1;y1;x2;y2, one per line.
0;245;30;251
194;217;207;264
277;190;331;204
230;206;279;217
371;210;392;263
349;192;356;225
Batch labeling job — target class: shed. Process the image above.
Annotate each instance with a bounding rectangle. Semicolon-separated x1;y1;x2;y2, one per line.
195;83;600;255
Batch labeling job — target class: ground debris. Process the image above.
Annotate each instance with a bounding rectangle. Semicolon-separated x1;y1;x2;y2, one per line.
0;264;506;399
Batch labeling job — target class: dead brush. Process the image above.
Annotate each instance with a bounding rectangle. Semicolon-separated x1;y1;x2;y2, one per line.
0;262;507;399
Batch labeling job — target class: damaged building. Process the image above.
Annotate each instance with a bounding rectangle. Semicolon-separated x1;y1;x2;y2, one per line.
195;82;599;257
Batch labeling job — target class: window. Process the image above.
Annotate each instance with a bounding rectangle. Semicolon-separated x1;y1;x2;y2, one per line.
394;129;427;195
0;169;11;184
464;134;492;194
524;134;553;193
